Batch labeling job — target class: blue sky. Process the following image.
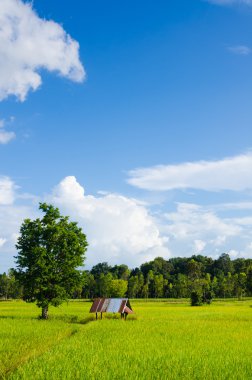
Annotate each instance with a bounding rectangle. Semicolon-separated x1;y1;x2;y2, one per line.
1;0;252;272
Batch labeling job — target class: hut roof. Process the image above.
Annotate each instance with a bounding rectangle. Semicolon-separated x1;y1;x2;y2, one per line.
90;298;133;314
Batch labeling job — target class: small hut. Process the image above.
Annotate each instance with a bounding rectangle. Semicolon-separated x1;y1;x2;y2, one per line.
90;298;133;320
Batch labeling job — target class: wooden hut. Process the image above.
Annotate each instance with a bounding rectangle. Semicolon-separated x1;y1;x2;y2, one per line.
90;298;133;320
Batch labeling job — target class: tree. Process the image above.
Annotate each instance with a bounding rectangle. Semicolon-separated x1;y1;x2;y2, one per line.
128;275;139;298
173;274;189;298
91;262;112;279
191;290;203;306
234;272;247;300
98;273;113;297
222;272;234;298
110;279;128;297
82;272;96;298
0;273;10;300
153;274;165;298
141;283;149;298
15;203;88;319
0;270;23;300
111;264;130;280
187;259;203;281
246;266;252;296
214;253;234;276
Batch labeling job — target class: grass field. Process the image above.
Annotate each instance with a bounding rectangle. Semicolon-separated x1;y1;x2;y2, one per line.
1;299;252;379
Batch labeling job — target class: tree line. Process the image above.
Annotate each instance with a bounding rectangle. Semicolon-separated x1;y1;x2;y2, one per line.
82;254;252;300
2;253;252;301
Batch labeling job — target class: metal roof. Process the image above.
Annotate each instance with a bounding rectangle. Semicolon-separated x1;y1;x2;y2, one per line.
90;298;133;314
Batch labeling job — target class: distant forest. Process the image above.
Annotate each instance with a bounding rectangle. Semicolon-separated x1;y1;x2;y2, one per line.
1;254;252;300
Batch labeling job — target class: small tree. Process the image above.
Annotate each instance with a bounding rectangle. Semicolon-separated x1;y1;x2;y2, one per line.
0;273;10;300
191;290;203;306
110;279;128;298
202;290;213;305
15;203;88;319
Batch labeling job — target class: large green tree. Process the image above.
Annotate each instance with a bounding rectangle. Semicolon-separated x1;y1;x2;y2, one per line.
15;203;88;319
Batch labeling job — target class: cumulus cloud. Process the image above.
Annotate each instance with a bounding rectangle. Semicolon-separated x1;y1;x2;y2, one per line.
0;176;16;205
0;119;15;144
228;45;251;55
0;0;85;101
0;130;15;144
128;152;252;192
165;203;241;241
163;202;251;258
50;176;169;268
194;239;206;253
0;203;37;272
2;175;252;272
0;176;169;272
43;182;252;263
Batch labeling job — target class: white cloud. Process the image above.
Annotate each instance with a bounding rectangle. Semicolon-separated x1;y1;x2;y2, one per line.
162;200;252;259
128;152;252;192
0;119;15;144
50;178;252;266
43;184;252;265
211;235;227;246
216;202;252;210
2;176;252;273
0;0;85;101
228;45;251;55
0;238;6;248
163;202;246;257
194;239;206;253
224;249;240;259
50;176;169;268
0;202;37;272
165;203;240;240
0;176;169;272
0;130;15;144
0;176;16;205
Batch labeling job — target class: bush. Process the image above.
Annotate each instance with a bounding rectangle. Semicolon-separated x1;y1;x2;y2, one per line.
202;291;213;305
191;291;203;306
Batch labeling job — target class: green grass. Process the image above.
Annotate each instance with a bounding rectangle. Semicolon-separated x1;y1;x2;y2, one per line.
1;299;252;379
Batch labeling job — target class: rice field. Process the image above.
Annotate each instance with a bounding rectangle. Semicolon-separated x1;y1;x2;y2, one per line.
1;299;252;379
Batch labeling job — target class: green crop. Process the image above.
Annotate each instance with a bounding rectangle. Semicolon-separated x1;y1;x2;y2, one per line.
1;299;252;379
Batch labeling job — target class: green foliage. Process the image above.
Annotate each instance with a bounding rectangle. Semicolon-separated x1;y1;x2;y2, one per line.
187;259;203;281
215;253;234;275
0;270;22;300
4;252;252;301
15;203;88;318
246;266;252;296
202;290;213;305
111;264;130;280
0;272;11;300
234;272;247;300
191;290;203;306
110;279;128;297
80;254;252;300
91;262;112;278
128;275;139;298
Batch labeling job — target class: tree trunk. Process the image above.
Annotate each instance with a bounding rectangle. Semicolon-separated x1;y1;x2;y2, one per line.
41;306;49;319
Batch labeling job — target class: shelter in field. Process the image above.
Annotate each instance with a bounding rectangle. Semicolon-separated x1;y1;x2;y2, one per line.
90;298;133;320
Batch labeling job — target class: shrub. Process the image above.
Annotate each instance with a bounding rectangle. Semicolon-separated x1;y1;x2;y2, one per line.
191;290;203;306
203;291;213;305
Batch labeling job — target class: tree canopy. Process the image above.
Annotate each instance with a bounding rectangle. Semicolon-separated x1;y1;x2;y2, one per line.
15;203;88;319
